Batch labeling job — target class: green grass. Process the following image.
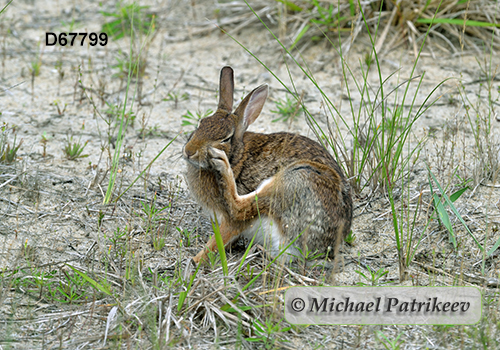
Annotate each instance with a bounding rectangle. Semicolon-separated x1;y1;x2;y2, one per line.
1;0;499;348
271;94;304;123
279;0;500;52
101;2;156;204
355;265;389;286
101;2;154;40
181;109;212;128
0;124;22;163
63;132;89;160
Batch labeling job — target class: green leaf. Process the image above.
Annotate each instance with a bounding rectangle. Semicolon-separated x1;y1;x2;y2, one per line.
427;165;483;251
275;0;303;12
487;236;500;258
434;194;457;248
66;264;112;296
449;187;468;203
225;305;253;313
212;214;228;277
289;24;310;51
246;337;265;342
417;18;500;28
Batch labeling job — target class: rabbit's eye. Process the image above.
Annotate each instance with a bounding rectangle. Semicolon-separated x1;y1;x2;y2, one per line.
221;136;232;144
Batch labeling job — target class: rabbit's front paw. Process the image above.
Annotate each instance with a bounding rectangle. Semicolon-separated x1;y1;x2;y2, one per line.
208;147;230;174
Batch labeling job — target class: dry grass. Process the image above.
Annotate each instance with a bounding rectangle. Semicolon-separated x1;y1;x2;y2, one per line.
0;0;499;349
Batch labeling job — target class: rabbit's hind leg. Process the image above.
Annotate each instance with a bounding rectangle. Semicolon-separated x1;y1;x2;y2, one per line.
193;219;247;264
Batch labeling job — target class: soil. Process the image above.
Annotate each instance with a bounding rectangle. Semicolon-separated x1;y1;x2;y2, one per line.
1;0;499;349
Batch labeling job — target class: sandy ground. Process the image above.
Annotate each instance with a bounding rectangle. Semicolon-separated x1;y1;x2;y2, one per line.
1;0;499;349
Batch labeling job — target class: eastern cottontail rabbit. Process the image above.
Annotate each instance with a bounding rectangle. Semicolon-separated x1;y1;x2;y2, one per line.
183;67;352;263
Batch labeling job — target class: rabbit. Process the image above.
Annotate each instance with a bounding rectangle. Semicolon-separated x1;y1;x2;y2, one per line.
183;66;352;264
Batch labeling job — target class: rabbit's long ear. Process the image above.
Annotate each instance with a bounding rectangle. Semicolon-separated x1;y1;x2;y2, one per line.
218;66;234;112
234;84;268;139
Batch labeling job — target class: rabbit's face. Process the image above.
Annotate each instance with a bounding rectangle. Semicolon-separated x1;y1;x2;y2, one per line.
183;110;237;169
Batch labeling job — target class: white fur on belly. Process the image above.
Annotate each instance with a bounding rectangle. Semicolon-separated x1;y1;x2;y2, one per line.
241;216;298;260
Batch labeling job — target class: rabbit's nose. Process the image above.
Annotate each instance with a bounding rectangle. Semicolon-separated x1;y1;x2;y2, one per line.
184;147;195;158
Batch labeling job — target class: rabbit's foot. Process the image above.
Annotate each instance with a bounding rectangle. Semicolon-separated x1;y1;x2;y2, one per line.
208;147;230;174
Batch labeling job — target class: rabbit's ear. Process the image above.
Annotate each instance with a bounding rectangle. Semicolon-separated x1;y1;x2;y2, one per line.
234;84;268;138
218;66;234;112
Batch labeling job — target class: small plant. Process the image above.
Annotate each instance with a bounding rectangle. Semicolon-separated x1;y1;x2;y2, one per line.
0;136;22;163
53;99;67;115
355;266;389;286
152;224;167;251
101;2;154;40
64;123;89;160
375;331;403;350
55;59;65;83
112;52;147;79
206;249;221;270
29;57;42;77
106;226;128;260
164;91;189;109
427;165;474;251
288;0;354;49
344;230;356;245
64;136;89;160
105;102;136;128
271;94;303;123
138;194;171;251
138;124;162;139
40;132;50;157
176;226;196;247
292;245;325;274
181;109;212;128
0;124;22;163
54;270;88;304
177;262;201;313
242;263;256;281
246;318;291;349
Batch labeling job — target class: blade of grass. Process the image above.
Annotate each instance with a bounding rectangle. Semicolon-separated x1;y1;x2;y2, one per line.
114;133;178;202
212;213;228;278
417;18;500;28
427;164;483;251
67;264;112;297
236;195;263;277
104;4;155;204
177;261;201;312
0;0;13;16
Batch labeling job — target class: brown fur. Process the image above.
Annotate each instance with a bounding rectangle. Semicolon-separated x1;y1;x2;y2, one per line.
183;67;352;263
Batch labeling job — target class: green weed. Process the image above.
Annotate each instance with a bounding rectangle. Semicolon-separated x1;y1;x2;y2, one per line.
112;52;147;79
64;135;89;160
344;230;356;245
52;99;67;115
375;331;403;350
177;226;196;247
428;166;469;250
181;109;212;128
177;262;201;313
0;124;22;163
40;131;51;156
271;94;303;123
293;245;325;274
246;318;291;349
101;2;154;40
355;265;389;286
138;193;171;251
165;91;189;109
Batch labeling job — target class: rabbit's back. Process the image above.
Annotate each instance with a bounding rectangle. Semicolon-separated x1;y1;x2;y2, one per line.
232;131;346;195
